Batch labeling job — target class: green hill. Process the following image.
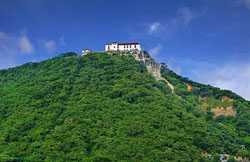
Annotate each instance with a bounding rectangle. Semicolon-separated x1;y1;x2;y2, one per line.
0;52;249;161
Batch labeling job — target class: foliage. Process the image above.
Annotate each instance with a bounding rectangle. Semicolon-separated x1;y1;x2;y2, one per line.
161;63;250;158
0;53;249;161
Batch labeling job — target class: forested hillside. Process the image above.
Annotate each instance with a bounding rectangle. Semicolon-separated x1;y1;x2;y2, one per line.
0;52;249;161
161;64;250;154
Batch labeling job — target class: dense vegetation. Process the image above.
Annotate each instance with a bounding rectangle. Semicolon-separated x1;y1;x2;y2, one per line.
161;64;250;157
0;52;249;161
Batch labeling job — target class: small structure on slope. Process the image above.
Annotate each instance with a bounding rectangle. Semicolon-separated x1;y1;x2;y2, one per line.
82;49;92;56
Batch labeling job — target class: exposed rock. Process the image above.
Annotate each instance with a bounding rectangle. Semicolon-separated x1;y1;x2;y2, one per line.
107;50;174;93
211;107;236;117
221;96;234;102
186;83;193;91
134;50;161;79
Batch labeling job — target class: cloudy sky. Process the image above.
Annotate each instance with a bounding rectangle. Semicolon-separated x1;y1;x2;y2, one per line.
0;0;250;100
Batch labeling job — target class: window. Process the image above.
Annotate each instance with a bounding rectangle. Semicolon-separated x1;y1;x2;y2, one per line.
134;45;136;48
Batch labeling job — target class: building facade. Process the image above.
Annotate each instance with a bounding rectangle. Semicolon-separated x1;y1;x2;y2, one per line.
82;49;92;56
105;42;141;52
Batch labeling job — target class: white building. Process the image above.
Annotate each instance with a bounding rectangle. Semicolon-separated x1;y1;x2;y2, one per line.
105;42;141;52
82;49;92;56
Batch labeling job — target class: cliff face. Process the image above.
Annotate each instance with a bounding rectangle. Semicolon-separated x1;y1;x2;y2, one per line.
134;50;175;92
135;50;162;79
107;50;161;79
107;50;174;92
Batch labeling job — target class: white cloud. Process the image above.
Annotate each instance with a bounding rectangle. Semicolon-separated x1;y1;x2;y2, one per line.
165;58;183;75
149;44;162;56
234;0;250;9
177;6;195;25
166;6;195;36
147;6;196;38
239;0;250;8
195;62;250;100
18;36;33;54
60;35;65;46
245;0;250;7
41;40;56;52
0;30;34;69
0;56;16;69
0;32;8;40
0;31;33;55
162;57;250;100
148;22;162;34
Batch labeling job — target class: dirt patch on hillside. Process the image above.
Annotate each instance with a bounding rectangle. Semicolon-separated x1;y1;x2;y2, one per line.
211;107;236;117
221;96;234;102
186;83;192;91
202;102;209;107
161;78;175;93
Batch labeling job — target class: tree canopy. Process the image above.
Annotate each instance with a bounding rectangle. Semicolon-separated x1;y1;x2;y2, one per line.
0;52;249;161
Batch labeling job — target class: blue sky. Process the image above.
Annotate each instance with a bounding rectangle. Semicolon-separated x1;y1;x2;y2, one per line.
0;0;250;100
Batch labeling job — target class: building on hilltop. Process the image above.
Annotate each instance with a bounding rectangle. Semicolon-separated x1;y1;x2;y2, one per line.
105;42;141;52
82;49;92;56
104;42;161;79
81;42;162;81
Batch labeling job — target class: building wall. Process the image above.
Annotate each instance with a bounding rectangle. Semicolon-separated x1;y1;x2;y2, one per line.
118;44;141;51
82;49;91;56
105;43;141;52
105;43;118;51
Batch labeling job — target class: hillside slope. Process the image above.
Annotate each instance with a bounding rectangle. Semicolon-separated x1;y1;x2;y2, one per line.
161;64;250;145
0;52;249;161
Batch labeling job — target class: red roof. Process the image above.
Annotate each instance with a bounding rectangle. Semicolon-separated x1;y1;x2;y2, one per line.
106;42;139;45
118;43;139;45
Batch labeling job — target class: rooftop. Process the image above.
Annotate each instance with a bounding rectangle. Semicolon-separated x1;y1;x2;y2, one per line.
107;42;140;45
